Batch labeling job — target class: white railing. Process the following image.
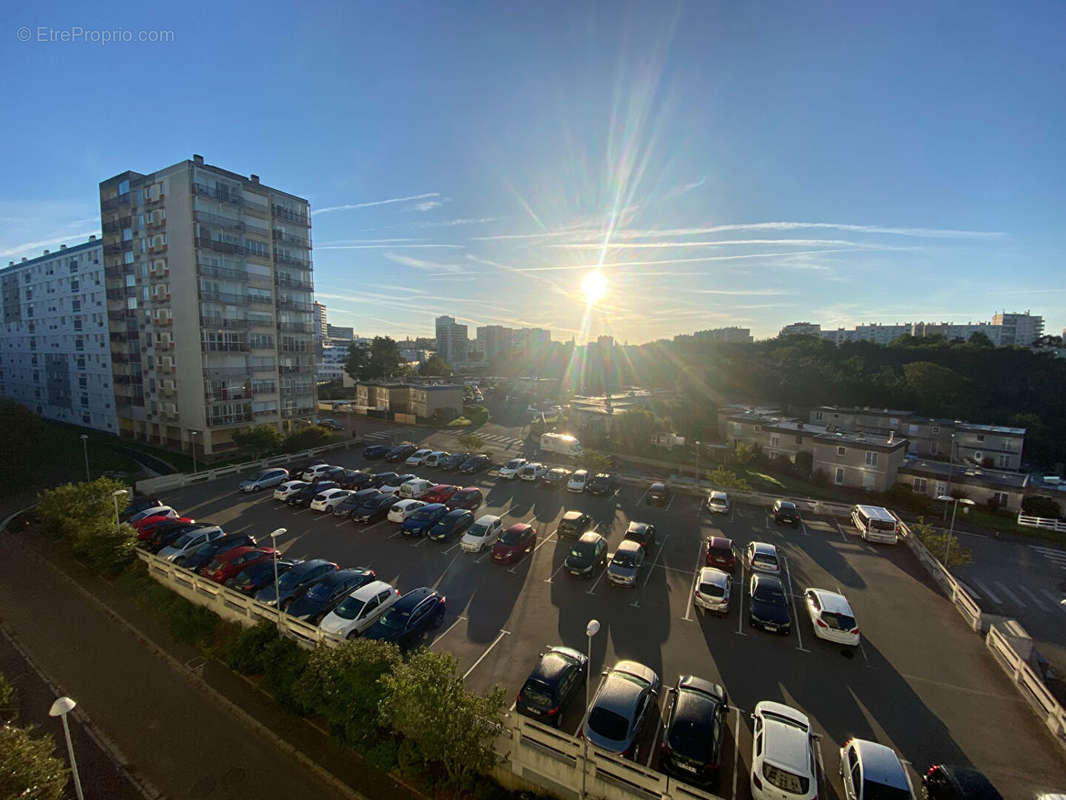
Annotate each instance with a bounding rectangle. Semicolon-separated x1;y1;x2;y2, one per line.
986;625;1066;752
1017;514;1066;533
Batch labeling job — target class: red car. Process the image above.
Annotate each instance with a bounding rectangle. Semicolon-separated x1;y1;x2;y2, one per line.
447;486;484;511
492;523;536;564
133;514;194;540
200;546;278;583
422;484;459;504
704;536;737;571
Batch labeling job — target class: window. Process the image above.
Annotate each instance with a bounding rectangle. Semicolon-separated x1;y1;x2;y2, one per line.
974;451;983;462
70;279;79;292
815;411;823;421
912;477;927;493
836;446;846;456
770;435;779;448
72;299;81;311
122;228;133;242
998;454;1010;468
124;251;134;265
865;451;878;466
835;468;845;485
118;179;130;195
931;425;940;434
976;434;985;442
992;491;1009;507
143;186;152;201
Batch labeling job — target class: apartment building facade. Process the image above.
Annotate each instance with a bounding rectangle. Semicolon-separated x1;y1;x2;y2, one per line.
99;155;315;455
811;431;910;492
898;458;1028;512
0;238;118;432
435;315;468;366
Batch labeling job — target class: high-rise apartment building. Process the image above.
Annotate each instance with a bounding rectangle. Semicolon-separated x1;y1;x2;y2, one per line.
992;311;1044;346
512;327;551;356
0;237;118;432
779;322;821;337
98;155;315;455
326;324;354;340
313;301;328;340
435;315;468;366
476;324;513;361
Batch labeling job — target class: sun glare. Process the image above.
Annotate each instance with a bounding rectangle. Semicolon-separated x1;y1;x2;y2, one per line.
581;270;608;304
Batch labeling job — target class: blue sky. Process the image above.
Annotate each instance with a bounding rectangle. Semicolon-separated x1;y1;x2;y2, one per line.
2;1;1064;343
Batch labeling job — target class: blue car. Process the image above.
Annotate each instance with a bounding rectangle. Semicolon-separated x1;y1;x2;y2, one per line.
362;444;389;459
426;509;475;542
402;503;448;536
255;558;338;609
363;587;446;650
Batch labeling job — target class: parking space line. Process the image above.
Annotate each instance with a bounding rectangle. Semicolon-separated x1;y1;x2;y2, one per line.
972;578;1003;604
530;531;557;556
736;563;747;636
834;520;848;542
781;554;809;653
411;536;431;548
731;706;741;800
814;737;826;799
442;541;462;556
475;548;494;564
387;529;407;540
430;614;466;648
635;488;649;506
663;492;676;512
645;706;663;767
800;519;809;536
544;560;568;583
858;640;870;665
462;629;511;680
1040;588;1064;607
587;566;609;595
994;582;1025;606
682;540;704;622
1018;585;1049;611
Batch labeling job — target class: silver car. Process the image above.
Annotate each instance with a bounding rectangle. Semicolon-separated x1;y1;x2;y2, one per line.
581;660;660;757
157;525;225;561
607;540;645;587
239;468;289;493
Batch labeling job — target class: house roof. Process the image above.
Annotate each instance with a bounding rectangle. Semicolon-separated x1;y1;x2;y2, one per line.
899;458;1029;490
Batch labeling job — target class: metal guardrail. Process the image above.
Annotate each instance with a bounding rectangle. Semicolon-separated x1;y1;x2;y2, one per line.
985;625;1066;752
1017;514;1066;533
896;519;983;632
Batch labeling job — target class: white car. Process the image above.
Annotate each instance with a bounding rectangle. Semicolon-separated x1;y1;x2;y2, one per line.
567;469;590;493
273;480;309;501
406;449;434;466
300;463;333;482
694;566;732;614
309;488;353;513
518;462;546;482
380;474;417;496
461;515;503;553
157;526;225;561
750;701;817;800
423;451;448;467
388;498;426;523
707;491;730;514
498;458;527;480
746;541;781;575
129;505;177;523
399;478;434;499
239;468;289;493
319;580;401;639
804;588;860;646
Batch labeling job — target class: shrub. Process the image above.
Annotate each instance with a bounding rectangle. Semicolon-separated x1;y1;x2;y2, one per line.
362;737;400;772
0;724;68;800
224;620;280;675
263;636;309;714
705;467;751;491
1022;495;1062;520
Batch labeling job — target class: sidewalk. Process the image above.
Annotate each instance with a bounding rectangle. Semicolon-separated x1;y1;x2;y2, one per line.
0;531;406;800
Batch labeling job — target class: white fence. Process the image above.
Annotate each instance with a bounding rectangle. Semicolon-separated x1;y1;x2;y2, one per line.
897;520;984;632
986;624;1066;752
1017;514;1066;534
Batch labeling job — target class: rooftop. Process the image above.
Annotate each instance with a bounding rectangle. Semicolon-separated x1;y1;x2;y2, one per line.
2;236;100;273
899;458;1029;490
812;430;909;450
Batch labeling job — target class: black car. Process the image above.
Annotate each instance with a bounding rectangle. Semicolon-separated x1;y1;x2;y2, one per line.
770;499;801;526
426;509;475;542
333;488;381;517
446;487;483;511
660;675;728;785
516;646;588;726
335;470;373;490
438;452;472;471
623;521;657;552
748;573;791;634
564;532;608;577
646;482;668;506
320;466;351;484
586;473;617;496
384;444;417;463
362;444;389;459
284;459;316;478
459;454;490;474
369;472;400;489
178;533;257;573
921;765;1003;799
541;467;571;488
350;494;394;524
225;559;296;596
120;496;163;523
363;587;446;650
287;481;339;508
557;510;593;538
285;568;377;623
256;558;339;608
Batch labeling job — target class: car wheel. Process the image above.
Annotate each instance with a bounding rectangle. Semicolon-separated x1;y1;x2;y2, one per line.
346;630;360;640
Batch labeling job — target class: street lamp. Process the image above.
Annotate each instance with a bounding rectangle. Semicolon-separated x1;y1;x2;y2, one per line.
190;430;200;474
49;696;84;800
935;495;975;565
581;618;601;800
269;528;287;630
79;435;90;482
112;488;128;526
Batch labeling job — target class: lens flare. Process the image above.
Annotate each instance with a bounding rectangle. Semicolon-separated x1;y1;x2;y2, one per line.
581;271;607;304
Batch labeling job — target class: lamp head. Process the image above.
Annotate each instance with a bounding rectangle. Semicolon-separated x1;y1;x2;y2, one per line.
586;619;601;638
113;489;128;497
269;528;287;539
49;696;76;716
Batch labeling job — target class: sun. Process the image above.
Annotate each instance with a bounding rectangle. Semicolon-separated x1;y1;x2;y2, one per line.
581;270;607;304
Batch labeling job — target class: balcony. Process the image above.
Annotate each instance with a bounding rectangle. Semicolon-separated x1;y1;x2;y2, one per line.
277;322;313;334
106;288;127;300
196;236;243;256
273;230;311;249
200;316;250;330
151;293;171;304
198;264;249;282
102;216;132;234
204;366;251;377
147;219;167;232
149;244;167;255
193;183;242;206
157;316;172;327
271;205;310;226
144;192;165;208
277;276;313;291
274;253;311;269
277;298;312;312
202;340;250;353
200;289;246;304
207;412;253;427
101;193;131;211
194;210;243;230
104;242;132;256
243;198;269;217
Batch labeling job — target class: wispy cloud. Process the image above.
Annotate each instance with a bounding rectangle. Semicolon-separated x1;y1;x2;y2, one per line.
550;238;919;250
316;238;426;245
418;217;501;228
412;200;443;212
317;243;462;251
0;230;100;258
384;252;466;273
312;192;442;216
690;288;789;296
609;221;1008;240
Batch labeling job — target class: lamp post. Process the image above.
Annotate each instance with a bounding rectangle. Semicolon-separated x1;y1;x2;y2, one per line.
79;435;90;482
190;431;199;474
269;528;287;630
935;495;975;565
112;488;128;526
582;618;600;800
944;432;956;521
49;696;84;800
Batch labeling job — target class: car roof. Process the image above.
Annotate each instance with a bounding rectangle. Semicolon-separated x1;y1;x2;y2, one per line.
572;469;588;476
777;499;797;509
351;580;393;600
394;586;434;610
808;589;853;614
616;539;643;554
441;508;471;520
626;521;650;534
649;481;665;489
937;766;1002;796
505;522;532;533
456;486;480;494
612;660;657;686
597;672;646;716
678;674;726;702
562;510;586;521
429;483;453;490
756;702;811;774
394;498;423;507
850;740;908;788
532;648;583;683
707;535;734;549
751;541;778;556
710;490;729;499
421;503;447;512
698;567;730;586
752;572;784;590
474;514;501;525
578;531;605;544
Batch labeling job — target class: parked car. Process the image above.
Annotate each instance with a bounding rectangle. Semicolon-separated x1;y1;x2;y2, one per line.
423;451;449;467
144;521;202;553
321;466;351;484
284;459;315;478
318;418;344;431
581;660;661;758
459;454;491;474
745;542;782;575
157;526;225;562
129;505;178;524
427;509;475;542
446;486;483;511
287;481;338;508
498;458;527;480
310;488;354;513
350;494;395;524
240;468;289;493
607;540;646;587
403;448;431;466
770;499;801;526
363;587;446;649
518;462;547;482
384;444;417;463
566;469;590;493
134;515;193;541
921;764;1003;799
704;536;737;571
362;444;389;460
693;567;732;615
750;701;816;800
120;496;163;522
402;503;449;536
319;580;401;639
706;491;730;514
388;498;426;523
300;463;333;482
256;558;338;608
334;488;381;518
439;452;471;471
273;480;309;501
285;567;377;623
660;675;729;785
335;470;373;490
379;473;418;496
516;645;588;726
225;559;296;596
804;589;860;647
200;547;278;584
492;523;537;564
646;482;668;506
749;573;791;634
177;533;256;571
422;484;459;504
623;521;656;552
399;478;434;499
557;510;593;538
461;515;503;553
564;531;608;577
369;471;400;489
541;467;571;488
839;738;913;800
586;473;617;496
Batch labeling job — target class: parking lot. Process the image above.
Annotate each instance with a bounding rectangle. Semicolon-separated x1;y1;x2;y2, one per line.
162;451;1065;800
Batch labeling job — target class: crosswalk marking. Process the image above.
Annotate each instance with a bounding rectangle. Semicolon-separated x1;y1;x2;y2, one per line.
994;582;1025;607
1030;545;1066;569
972;579;1003;604
1039;588;1066;611
1018;585;1050;611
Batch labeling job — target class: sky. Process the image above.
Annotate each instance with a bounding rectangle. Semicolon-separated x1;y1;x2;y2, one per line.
2;1;1065;344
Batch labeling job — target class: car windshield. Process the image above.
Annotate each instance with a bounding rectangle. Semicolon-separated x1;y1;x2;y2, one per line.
764;764;809;795
454;491;475;502
306;581;338;601
587;707;629;741
278;569;310;590
613;551;638;568
411;508;440;521
505;460;523;469
377;606;411;630
860;782;912;800
710;544;732;557
753;582;786;604
499;528;525;545
570;541;598;559
521;679;555;709
172;532;199;548
332;597;366;620
753;554;778;569
468;523;489;537
698;581;725;597
667;710;713;758
822;611;856;630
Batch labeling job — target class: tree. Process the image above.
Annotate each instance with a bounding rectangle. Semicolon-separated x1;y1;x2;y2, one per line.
365;337;405;380
578;450;614;473
612;408;667;453
344;342;370;382
910;517;973;568
1022;495;1062;519
282;426;335;452
36;477;137;575
705;467;751;491
419;354;451;377
733;442;756;466
457;433;484;451
231;424;284;458
967;331;995;347
0;724;69;800
379;649;505;786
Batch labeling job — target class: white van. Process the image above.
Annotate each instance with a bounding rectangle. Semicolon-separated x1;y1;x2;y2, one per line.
540;432;583;458
851;505;899;544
